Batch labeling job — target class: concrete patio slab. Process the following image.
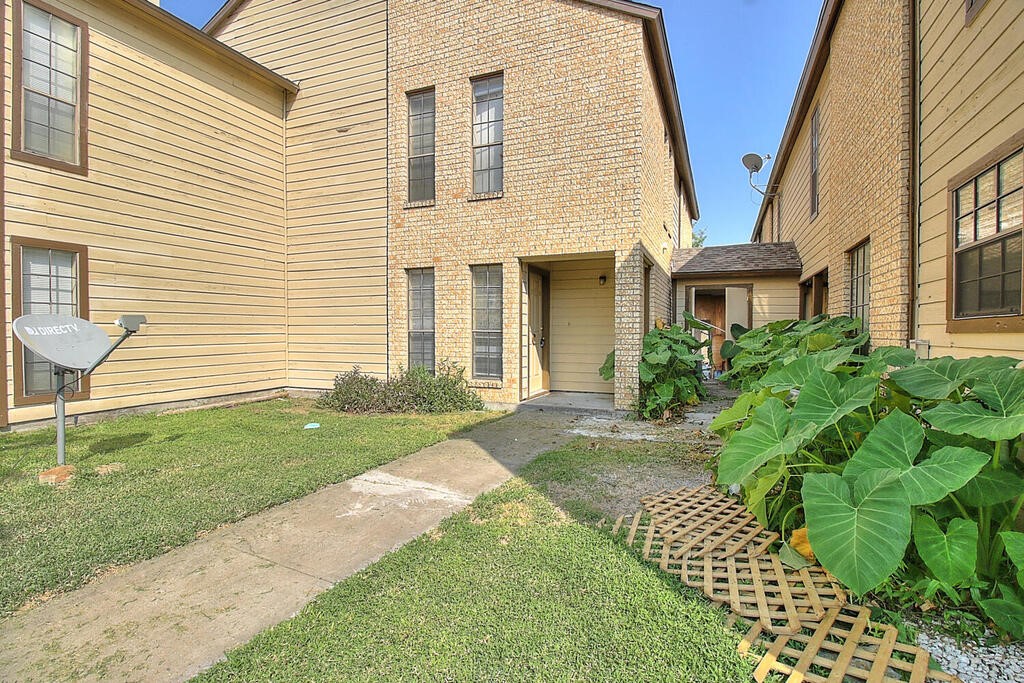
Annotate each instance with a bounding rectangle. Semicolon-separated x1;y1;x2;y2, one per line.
0;410;577;683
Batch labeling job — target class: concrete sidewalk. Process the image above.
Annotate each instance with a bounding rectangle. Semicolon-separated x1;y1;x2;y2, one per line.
0;410;576;682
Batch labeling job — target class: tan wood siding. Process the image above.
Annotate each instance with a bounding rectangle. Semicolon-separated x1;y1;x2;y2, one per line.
3;0;288;424
916;0;1024;358
547;259;614;394
214;0;389;388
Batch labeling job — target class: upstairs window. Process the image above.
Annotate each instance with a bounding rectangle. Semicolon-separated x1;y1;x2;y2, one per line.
810;106;820;218
952;147;1022;319
408;89;435;203
471;74;503;195
15;1;87;174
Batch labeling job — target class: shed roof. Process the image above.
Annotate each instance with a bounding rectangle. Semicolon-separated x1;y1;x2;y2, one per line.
671;242;803;279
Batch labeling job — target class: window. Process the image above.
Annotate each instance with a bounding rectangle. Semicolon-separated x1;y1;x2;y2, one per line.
12;238;89;404
800;269;829;319
965;0;988;24
471;264;502;379
407;89;435;203
408;268;435;373
471;73;503;195
14;0;87;174
810;106;820;218
849;241;870;331
952;147;1022;319
776;192;783;241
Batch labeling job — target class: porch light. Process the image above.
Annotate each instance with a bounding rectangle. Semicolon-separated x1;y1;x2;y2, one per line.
599;275;607;286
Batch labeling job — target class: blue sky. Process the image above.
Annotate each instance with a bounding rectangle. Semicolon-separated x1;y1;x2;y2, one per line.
164;0;821;246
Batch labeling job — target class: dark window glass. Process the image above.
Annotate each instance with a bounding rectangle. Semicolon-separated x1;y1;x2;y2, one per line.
471;264;502;379
471;74;503;195
810;106;820;217
408;90;435;202
954;148;1023;318
19;245;82;395
408;268;435;373
849;241;870;332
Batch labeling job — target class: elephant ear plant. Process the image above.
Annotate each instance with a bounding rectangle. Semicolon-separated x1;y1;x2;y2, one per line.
631;313;711;420
712;334;1024;640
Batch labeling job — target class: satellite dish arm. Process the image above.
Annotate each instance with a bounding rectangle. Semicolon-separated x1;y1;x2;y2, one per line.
82;328;136;378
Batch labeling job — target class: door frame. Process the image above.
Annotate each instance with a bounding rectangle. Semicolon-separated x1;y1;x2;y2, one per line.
526;265;551;398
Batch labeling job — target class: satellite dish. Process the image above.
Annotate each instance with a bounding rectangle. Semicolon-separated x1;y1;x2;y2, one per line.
742;153;765;174
13;315;112;371
13;313;146;468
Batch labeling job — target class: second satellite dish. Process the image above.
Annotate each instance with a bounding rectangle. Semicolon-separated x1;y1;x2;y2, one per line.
13;314;113;371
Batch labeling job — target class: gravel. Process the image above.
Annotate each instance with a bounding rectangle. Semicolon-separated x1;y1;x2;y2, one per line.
917;627;1024;682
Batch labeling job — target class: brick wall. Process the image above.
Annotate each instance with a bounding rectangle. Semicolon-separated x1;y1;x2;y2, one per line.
758;0;913;347
387;0;690;409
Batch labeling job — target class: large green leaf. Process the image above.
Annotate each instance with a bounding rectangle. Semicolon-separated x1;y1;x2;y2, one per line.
857;346;918;377
923;368;1024;441
888;356;1018;400
716;398;815;486
981;585;1024;640
953;468;1024;508
899;446;991;505
913;515;977;585
923;370;1024;441
743;456;787;526
791;373;878;433
756;346;857;391
1001;531;1024;588
802;470;911;595
842;412;986;504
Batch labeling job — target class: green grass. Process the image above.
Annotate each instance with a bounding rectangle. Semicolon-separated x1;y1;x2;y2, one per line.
0;399;494;615
196;441;752;682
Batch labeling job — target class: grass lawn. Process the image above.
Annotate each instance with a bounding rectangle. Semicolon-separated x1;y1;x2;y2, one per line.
197;438;751;682
0;398;493;616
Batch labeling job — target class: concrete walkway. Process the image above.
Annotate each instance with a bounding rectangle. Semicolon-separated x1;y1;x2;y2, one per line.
0;410;577;682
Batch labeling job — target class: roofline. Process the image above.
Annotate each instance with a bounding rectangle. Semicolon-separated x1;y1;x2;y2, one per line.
750;0;842;241
119;0;297;93
672;268;802;280
204;0;700;220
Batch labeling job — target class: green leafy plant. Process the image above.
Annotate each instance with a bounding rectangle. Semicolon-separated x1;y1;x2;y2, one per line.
598;350;615;381
633;315;710;420
711;322;1024;639
718;315;868;391
318;362;485;414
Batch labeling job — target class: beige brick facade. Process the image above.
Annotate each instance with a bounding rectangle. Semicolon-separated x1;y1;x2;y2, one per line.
754;0;914;348
387;0;691;409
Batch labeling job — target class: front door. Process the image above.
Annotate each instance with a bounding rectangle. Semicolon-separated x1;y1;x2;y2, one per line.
528;269;549;397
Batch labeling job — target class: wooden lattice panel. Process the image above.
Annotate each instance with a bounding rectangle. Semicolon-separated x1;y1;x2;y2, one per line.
736;605;962;683
642;485;779;559
683;549;847;634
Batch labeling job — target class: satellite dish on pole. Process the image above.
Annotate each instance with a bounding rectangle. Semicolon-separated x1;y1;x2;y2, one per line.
14;315;113;370
13;314;146;467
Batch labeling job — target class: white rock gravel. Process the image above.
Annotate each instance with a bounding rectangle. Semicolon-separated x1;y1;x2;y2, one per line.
917;627;1024;683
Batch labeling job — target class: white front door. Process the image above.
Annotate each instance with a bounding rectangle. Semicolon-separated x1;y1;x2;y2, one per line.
528;270;547;397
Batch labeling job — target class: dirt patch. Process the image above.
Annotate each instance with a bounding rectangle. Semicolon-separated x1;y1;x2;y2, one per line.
541;452;712;521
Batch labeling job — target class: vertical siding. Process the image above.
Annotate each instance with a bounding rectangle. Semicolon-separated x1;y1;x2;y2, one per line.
214;0;389;388
915;0;1024;357
4;0;287;424
547;258;615;394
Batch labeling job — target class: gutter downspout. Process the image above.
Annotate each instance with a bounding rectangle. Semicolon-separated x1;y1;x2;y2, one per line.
910;0;928;358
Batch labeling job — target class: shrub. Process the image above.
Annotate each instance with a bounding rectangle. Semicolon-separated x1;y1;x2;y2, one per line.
718;315;868;391
711;338;1024;640
634;316;710;421
317;362;484;414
